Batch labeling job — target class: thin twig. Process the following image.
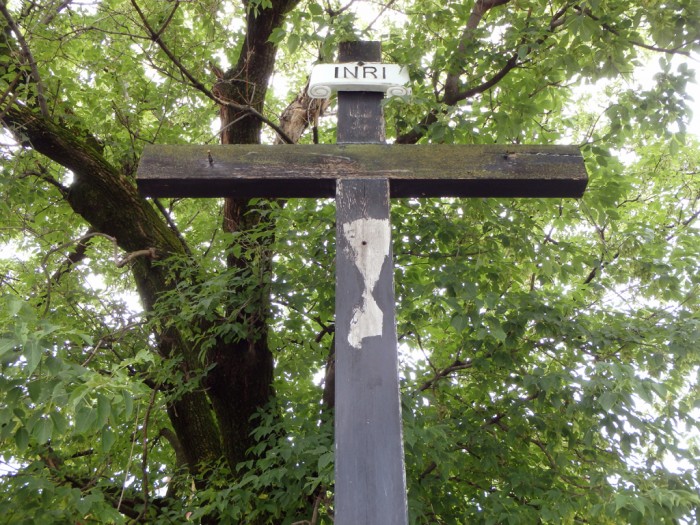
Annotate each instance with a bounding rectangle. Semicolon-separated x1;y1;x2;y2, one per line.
575;5;693;57
325;0;357;17
116;248;158;268
363;0;397;33
151;198;192;255
22;164;69;196
82;321;144;367
200;112;254;144
42;232;119;270
310;490;322;525
40;232;118;315
444;0;512;102
419;461;438;480
118;404;141;512
50;227;94;283
39;0;72;25
417;358;474;392
135;387;158;522
154;0;180;39
0;72;22;114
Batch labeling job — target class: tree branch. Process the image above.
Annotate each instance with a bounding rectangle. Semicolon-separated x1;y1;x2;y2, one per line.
363;0;398;32
397;2;573;144
42;232;120;269
481;391;540;428
0;2;49;116
322;334;335;412
0;24;226;479
575;5;693;57
324;0;357;17
22;164;69;197
35;445;150;521
273;81;329;145
395;49;521;143
116;247;158;268
154;0;180;39
419;460;438;480
417;358;474;392
50;228;95;283
582;250;619;285
39;0;72;25
444;0;512;103
0;71;22;117
451;52;519;103
129;0;294;144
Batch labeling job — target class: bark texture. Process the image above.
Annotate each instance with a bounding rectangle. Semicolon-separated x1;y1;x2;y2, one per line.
205;0;302;470
1;104;224;472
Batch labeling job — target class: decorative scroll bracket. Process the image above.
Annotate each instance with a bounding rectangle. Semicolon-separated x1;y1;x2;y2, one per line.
308;62;411;99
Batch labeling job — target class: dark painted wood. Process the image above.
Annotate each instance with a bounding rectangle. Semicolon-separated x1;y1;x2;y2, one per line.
334;41;409;525
136;144;588;199
335;178;407;525
337;41;384;145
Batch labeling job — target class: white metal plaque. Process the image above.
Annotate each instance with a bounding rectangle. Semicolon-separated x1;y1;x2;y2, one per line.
308;62;410;99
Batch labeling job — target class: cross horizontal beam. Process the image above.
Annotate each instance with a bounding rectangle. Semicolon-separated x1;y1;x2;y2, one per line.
136;144;588;199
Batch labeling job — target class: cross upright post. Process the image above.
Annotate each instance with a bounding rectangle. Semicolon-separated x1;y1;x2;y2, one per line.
333;41;408;525
136;39;588;525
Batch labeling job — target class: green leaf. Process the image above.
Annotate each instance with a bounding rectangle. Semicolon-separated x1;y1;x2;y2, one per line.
27;380;44;402
268;27;286;44
122;391;134;420
317;450;333;470
101;427;116;453
0;338;17;357
74;407;96;435
33;418;53;445
96;394;111;427
25;339;42;375
5;295;23;316
50;411;68;434
14;427;29;451
45;355;62;375
489;322;507;342
598;392;618;412
450;313;468;333
308;2;323;16
287;33;300;55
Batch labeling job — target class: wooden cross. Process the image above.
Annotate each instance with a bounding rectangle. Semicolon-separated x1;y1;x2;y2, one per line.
137;41;587;525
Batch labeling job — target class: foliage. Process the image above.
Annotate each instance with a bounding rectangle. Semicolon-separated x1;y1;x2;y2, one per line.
0;0;699;523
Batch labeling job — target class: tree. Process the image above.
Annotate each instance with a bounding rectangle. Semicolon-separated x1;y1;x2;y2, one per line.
0;0;698;522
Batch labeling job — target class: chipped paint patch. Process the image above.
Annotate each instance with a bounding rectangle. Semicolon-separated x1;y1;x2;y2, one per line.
342;218;391;349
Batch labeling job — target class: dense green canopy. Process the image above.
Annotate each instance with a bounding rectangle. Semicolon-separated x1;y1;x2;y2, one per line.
0;0;698;523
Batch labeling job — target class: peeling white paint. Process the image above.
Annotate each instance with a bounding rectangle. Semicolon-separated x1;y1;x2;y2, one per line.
342;218;391;349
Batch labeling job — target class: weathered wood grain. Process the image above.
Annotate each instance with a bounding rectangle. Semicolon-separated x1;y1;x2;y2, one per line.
136;143;588;198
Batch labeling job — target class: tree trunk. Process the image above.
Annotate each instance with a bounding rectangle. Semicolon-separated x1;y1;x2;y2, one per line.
1;105;224;473
201;0;303;470
0;0;303;505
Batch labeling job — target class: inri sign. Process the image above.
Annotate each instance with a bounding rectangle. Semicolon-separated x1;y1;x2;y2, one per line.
308;62;411;99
